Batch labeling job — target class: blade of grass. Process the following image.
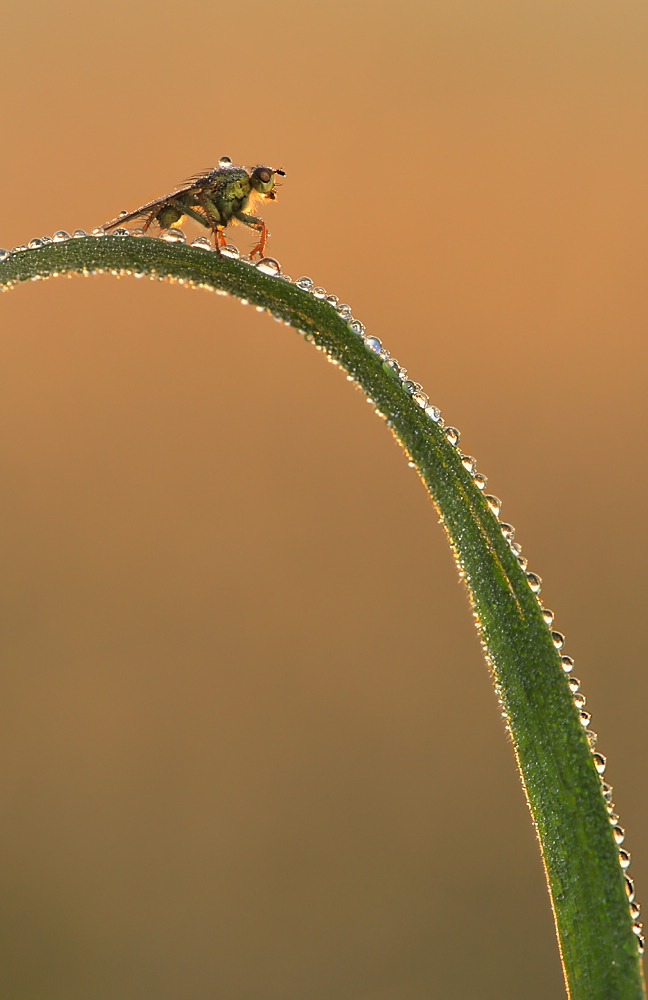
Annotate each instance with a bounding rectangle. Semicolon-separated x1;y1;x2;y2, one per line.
1;234;644;999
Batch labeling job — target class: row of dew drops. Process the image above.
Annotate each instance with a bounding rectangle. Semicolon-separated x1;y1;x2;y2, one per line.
0;227;643;954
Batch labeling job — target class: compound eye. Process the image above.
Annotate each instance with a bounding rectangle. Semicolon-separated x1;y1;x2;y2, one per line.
256;168;271;183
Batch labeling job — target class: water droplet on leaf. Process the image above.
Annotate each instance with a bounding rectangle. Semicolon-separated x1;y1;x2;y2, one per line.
160;228;186;243
256;257;281;275
552;631;565;650
485;495;501;516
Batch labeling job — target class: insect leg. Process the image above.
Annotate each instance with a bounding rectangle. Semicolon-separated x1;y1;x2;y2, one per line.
166;199;211;229
142;210;158;232
197;192;225;250
234;212;267;259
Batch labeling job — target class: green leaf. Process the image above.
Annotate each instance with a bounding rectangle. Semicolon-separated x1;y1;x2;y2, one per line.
1;234;644;999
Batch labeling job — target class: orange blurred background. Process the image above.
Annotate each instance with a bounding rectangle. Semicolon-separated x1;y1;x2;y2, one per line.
1;1;647;996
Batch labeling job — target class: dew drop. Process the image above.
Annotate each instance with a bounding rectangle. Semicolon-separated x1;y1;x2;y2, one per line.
560;654;573;672
574;692;587;709
221;244;240;258
609;811;620;825
485;495;501;516
40;235;53;243
511;541;522;557
499;522;515;541
384;359;401;376
191;236;213;250
219;155;233;166
619;849;631;869
567;676;580;692
91;227;106;237
626;877;636;902
110;228;129;237
12;245;27;252
542;608;554;625
160;228;187;243
402;380;420;394
53;231;70;242
602;783;614;802
551;631;565;650
118;210;128;218
0;249;9;262
296;276;313;291
579;710;591;727
613;826;626;845
365;337;382;354
325;293;339;306
72;229;88;238
637;935;645;955
445;427;460;446
349;319;365;336
593;752;607;774
413;391;429;408
461;455;477;474
630;902;641;920
585;730;598;747
338;303;352;319
256;257;281;275
28;238;44;249
312;286;326;299
473;473;487;490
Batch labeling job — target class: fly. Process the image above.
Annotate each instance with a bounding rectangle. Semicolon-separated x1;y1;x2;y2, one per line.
102;156;285;257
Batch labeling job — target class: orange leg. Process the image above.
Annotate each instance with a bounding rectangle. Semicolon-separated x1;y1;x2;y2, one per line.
248;221;268;259
198;192;224;251
234;212;268;259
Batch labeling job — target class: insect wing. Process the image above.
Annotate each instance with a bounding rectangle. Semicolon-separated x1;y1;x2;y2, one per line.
102;181;205;231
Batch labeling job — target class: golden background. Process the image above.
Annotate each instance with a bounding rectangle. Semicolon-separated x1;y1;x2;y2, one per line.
1;1;647;996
